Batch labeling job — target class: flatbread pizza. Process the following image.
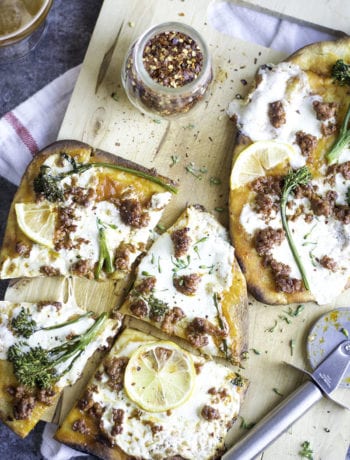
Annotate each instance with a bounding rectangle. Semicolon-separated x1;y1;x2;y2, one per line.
0;140;177;281
228;37;350;305
55;328;246;460
0;299;121;437
120;205;248;361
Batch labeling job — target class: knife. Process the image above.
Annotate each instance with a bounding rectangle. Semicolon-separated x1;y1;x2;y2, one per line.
223;339;350;460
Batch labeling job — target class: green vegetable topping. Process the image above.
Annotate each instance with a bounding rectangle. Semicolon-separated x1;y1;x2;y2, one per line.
326;103;350;164
11;307;37;338
299;440;314;459
331;59;350;86
11;307;94;338
95;218;114;280
148;295;169;319
33;152;177;202
280;167;312;291
8;312;107;389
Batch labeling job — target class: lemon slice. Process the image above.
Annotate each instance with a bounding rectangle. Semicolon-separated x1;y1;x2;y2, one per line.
124;341;196;412
230;140;296;190
15;203;56;248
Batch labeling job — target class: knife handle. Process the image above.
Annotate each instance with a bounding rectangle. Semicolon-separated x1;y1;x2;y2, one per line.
223;380;323;460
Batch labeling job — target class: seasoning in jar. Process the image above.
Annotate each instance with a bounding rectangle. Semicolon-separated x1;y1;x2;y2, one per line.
121;22;212;118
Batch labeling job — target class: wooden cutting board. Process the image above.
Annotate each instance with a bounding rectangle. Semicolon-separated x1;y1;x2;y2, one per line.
236;0;350;34
6;0;350;458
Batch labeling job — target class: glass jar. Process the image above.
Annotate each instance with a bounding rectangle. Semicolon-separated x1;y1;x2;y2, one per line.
0;0;53;63
121;22;213;119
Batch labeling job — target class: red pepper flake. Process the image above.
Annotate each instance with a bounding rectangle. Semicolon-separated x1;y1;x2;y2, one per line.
142;30;203;88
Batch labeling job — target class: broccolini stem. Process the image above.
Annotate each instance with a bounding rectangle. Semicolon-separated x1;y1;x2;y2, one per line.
280;167;312;291
95;218;114;280
11;308;94;338
326;103;350;164
34;155;178;201
92;162;178;194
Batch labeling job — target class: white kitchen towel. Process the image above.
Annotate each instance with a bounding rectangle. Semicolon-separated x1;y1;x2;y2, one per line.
0;2;338;460
0;64;80;186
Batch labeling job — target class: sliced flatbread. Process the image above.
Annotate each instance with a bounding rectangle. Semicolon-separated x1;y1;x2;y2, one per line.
228;38;350;305
120;205;248;361
55;328;246;460
0;299;121;437
0;140;177;281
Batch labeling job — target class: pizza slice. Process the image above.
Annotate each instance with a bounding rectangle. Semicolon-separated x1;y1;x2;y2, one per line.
228;38;350;305
55;328;246;460
0;299;122;437
120;205;248;361
0;140;177;281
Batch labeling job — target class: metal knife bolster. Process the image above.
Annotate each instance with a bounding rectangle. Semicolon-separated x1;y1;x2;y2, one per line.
289;339;350;397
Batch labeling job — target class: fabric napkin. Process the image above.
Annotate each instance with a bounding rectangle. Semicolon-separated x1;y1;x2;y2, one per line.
0;2;338;460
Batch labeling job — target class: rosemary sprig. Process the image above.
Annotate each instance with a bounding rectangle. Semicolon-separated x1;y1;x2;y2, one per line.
280;167;312;291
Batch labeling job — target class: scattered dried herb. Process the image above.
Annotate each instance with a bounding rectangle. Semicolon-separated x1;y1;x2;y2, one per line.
299;441;313;459
290;339;296;356
273;388;284;397
240;416;255;430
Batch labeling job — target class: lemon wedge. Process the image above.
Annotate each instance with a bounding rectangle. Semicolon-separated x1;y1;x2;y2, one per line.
230;140;296;190
124;341;196;413
15;202;56;248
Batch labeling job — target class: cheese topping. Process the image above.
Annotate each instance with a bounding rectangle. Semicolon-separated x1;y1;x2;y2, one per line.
90;330;241;460
0;301;119;387
240;171;350;305
227;62;323;168
125;207;235;357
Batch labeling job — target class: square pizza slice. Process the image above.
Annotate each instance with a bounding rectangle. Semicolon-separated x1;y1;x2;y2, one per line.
55;328;246;460
120;205;248;361
0;140;177;281
0;299;122;437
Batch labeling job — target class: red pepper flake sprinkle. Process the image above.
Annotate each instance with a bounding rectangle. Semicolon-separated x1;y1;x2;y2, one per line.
142;30;203;88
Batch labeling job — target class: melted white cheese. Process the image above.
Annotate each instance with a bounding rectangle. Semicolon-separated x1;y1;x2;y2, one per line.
240;174;350;305
227;62;323;168
92;331;240;460
0;301;119;387
131;207;235;356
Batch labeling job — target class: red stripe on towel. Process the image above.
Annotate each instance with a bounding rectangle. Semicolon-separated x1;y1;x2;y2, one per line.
4;112;39;156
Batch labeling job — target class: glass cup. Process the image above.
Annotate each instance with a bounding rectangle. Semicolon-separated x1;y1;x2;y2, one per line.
121;22;213;119
0;0;53;63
